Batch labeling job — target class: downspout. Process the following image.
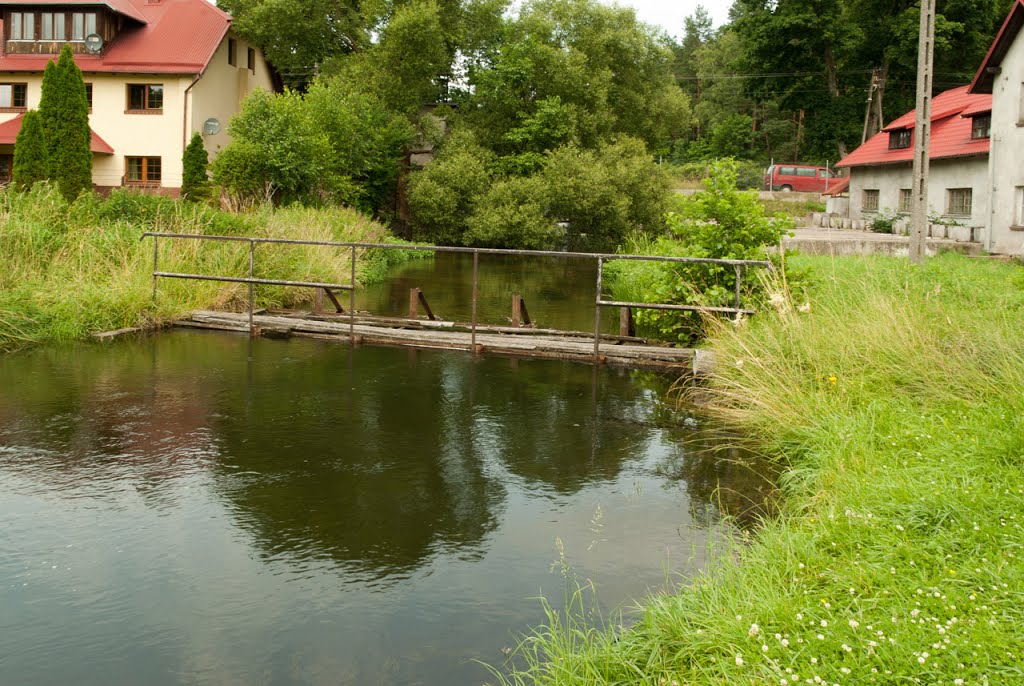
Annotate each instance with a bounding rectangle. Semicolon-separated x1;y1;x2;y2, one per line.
183;73;200;150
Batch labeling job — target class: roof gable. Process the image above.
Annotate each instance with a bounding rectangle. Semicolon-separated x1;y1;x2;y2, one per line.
970;0;1024;94
0;0;233;74
837;86;991;168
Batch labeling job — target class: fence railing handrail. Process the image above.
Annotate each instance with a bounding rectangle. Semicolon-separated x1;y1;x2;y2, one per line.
142;232;775;362
139;232;774;269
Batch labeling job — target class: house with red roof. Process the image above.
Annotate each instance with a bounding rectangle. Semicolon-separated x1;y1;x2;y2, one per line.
0;0;274;192
969;0;1024;255
835;85;992;239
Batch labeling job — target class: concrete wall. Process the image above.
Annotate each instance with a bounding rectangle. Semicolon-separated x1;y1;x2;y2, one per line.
847;157;989;232
0;31;273;190
986;24;1024;255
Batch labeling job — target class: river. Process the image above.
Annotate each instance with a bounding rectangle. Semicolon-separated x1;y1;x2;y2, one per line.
0;328;768;685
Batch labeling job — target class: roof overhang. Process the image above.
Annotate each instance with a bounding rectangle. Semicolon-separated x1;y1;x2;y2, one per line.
970;0;1024;94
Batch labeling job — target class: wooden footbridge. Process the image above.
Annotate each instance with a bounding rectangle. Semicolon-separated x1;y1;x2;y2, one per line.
141;233;773;371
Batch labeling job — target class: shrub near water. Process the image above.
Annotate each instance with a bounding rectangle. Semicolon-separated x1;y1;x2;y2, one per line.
0;185;413;352
497;254;1024;685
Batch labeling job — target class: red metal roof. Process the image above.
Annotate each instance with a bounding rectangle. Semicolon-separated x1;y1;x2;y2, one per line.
0;113;114;153
970;0;1024;94
823;176;849;196
0;0;231;75
836;86;991;168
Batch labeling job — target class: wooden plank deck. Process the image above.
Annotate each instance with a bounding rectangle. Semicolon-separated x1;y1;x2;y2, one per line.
177;310;696;371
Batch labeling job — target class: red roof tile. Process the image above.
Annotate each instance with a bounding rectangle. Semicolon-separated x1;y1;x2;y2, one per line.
970;0;1024;94
0;113;114;153
836;86;991;168
0;0;231;75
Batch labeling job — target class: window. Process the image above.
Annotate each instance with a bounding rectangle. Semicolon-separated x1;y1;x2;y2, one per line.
899;189;912;213
125;157;161;185
0;154;11;183
247;47;256;73
41;12;67;40
126;84;163;112
228;38;237;66
85;83;92;109
819;168;836;178
70;12;97;40
1015;187;1024;227
0;83;27;110
971;115;991;139
9;12;35;40
863;189;880;212
778;166;796;176
947;188;972;216
796;167;817;177
889;128;912;149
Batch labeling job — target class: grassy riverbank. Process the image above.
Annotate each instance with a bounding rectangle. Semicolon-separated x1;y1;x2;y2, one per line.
0;185;417;352
500;253;1024;685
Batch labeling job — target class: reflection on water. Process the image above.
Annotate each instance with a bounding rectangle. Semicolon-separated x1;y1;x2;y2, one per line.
0;331;770;686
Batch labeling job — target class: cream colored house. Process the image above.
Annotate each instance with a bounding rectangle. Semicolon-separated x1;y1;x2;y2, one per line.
0;0;274;192
970;0;1024;255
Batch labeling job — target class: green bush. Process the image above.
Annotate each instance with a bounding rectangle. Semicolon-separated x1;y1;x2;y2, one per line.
868;210;899;233
181;132;210;202
607;159;792;342
465;175;558;248
11;110;48;190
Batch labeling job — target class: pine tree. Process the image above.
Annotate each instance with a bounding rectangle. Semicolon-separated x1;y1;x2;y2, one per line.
12;110;49;190
38;45;92;201
182;132;209;201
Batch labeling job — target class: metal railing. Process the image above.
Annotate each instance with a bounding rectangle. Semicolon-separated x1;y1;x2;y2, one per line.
141;232;774;361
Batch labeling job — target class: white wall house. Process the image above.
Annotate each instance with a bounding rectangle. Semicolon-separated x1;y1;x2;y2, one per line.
0;0;274;193
970;0;1024;256
836;86;992;241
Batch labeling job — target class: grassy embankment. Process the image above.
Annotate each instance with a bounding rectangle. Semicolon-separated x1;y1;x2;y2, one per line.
500;253;1024;685
0;185;418;353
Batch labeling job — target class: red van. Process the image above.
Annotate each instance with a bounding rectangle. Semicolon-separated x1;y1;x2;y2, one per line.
764;164;838;193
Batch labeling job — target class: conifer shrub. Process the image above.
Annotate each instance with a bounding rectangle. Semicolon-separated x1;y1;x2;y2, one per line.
182;132;209;201
38;46;92;201
11;110;48;190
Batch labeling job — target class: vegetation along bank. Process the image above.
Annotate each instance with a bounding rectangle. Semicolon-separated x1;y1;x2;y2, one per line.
0;186;420;353
498;253;1024;685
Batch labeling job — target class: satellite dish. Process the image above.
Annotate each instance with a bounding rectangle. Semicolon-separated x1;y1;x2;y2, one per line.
84;33;103;54
202;118;221;135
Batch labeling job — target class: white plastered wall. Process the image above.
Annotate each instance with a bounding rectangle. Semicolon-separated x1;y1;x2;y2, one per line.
986;27;1024;255
846;157;989;231
188;31;274;159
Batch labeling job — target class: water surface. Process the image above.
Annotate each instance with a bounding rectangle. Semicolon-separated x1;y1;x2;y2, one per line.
0;332;767;685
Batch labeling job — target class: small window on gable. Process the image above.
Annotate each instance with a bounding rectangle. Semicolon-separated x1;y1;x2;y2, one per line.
228;38;237;67
85;83;92;110
863;189;880;212
889;128;912;150
971;115;991;139
70;12;97;40
10;12;35;40
247;47;256;73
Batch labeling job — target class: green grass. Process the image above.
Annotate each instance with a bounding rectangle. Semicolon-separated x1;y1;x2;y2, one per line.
494;253;1024;685
0;185;423;352
760;198;826;219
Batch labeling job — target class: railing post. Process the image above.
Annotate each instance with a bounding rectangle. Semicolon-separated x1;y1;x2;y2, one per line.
350;245;356;345
734;264;743;321
409;287;420;319
471;250;479;351
593;257;603;361
511;293;522;328
248;239;255;335
151;235;159;300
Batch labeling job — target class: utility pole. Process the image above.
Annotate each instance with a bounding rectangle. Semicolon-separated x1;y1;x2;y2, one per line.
862;69;879;145
910;0;936;264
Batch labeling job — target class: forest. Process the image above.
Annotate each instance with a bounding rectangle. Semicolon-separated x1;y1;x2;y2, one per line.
212;0;1013;246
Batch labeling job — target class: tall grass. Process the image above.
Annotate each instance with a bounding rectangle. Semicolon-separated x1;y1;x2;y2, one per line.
0;185;420;352
494;254;1024;685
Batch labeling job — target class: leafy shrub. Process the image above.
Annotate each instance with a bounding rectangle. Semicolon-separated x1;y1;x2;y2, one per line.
868;210;899;233
465;175;558;248
182;132;210;202
606;159;793;342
